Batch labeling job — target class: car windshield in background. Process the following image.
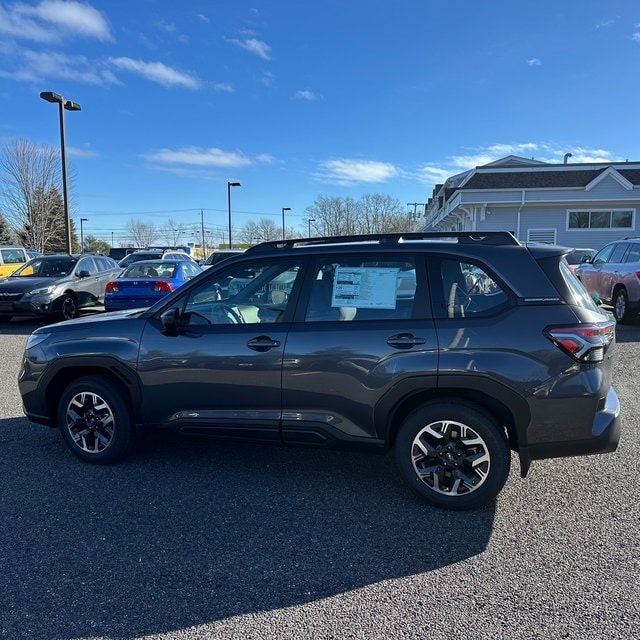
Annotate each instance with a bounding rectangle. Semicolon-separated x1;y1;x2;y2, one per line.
122;261;177;278
11;256;76;277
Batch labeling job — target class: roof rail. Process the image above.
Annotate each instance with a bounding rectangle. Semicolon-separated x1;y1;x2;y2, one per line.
245;231;520;253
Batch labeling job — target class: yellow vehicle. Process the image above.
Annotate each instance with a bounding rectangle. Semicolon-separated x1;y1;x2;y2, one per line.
0;247;29;278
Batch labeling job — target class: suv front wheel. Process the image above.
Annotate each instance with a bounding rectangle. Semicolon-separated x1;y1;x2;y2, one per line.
613;287;634;324
394;402;510;510
57;375;134;464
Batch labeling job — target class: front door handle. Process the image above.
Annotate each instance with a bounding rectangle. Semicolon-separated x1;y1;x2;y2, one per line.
247;336;281;352
387;333;426;349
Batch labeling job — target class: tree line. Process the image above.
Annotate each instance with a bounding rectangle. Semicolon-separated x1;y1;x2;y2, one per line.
1;138;425;255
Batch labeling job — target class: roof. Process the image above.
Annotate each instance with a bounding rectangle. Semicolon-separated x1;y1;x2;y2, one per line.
461;167;640;190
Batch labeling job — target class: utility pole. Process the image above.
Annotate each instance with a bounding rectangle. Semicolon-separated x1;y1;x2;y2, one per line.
407;202;426;218
200;209;206;260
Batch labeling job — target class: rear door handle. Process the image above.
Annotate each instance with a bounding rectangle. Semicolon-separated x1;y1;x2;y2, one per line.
247;336;281;352
387;333;426;349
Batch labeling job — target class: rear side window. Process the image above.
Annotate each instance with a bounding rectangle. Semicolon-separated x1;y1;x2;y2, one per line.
624;245;640;263
560;261;600;311
434;259;509;319
304;256;420;322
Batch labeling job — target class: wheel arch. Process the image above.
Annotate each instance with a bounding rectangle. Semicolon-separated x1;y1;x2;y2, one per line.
42;358;142;427
375;377;530;466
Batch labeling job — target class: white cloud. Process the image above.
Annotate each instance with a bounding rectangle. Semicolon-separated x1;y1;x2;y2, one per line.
632;32;640;43
144;146;274;169
195;13;209;24
261;71;274;86
418;143;624;187
209;81;235;93
229;37;271;60
293;89;316;101
527;58;542;66
0;0;112;42
316;159;399;186
0;48;119;84
68;145;98;158
596;18;616;28
108;57;201;89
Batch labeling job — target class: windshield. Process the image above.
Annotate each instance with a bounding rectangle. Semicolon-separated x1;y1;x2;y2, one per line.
11;256;76;278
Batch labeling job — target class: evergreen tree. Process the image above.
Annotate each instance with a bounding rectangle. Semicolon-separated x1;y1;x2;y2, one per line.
0;213;14;244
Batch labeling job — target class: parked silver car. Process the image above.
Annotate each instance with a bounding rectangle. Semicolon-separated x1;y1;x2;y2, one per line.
575;238;640;323
0;253;121;322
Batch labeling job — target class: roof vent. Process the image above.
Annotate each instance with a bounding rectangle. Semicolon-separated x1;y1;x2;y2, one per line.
563;152;573;164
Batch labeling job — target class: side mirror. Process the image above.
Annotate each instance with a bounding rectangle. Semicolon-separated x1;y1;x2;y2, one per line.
581;255;592;263
160;307;181;336
78;270;90;278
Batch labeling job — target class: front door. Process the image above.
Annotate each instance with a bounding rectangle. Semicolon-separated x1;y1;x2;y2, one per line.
136;256;304;442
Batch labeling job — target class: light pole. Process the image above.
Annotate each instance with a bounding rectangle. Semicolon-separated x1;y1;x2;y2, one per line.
40;91;81;254
227;181;241;248
111;231;114;248
308;218;316;237
282;207;291;240
80;217;88;253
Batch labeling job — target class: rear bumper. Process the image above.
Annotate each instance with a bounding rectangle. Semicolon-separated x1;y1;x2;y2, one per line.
520;387;621;474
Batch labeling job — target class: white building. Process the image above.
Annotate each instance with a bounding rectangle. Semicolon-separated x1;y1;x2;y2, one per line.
424;155;640;249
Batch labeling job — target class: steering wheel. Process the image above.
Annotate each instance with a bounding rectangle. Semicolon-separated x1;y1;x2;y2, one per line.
212;303;245;324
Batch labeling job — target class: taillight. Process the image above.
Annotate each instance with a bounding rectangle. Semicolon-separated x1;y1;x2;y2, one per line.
544;321;615;363
105;282;118;293
154;281;174;292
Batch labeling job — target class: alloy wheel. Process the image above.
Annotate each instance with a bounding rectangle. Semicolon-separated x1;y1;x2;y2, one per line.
65;391;115;454
61;296;77;320
411;419;491;496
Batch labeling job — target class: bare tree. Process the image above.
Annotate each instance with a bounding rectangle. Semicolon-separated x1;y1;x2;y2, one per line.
305;193;420;236
238;220;261;244
0;139;71;251
160;217;185;247
126;219;158;247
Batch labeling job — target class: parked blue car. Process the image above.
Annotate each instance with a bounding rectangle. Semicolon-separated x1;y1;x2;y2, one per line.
104;259;202;311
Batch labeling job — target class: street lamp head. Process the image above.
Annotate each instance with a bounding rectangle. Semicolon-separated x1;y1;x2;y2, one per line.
282;207;291;212
81;217;88;222
40;91;63;103
64;100;82;112
228;181;241;187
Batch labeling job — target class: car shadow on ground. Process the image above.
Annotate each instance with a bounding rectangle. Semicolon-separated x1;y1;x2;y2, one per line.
0;418;496;640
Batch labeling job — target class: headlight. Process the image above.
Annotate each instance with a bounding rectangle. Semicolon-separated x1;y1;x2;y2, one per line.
29;286;56;295
25;332;51;350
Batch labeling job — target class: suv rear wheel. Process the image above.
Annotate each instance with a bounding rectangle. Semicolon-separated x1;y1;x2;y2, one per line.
395;402;510;510
57;376;134;464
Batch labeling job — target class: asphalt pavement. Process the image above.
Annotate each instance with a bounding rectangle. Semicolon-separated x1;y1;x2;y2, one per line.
0;315;638;640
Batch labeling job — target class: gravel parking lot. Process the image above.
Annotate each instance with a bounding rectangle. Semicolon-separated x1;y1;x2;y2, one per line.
1;315;638;640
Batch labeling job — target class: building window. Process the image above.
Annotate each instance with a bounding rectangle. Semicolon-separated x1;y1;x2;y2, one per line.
567;209;634;230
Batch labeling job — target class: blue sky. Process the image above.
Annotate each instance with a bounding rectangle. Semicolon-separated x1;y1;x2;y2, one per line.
1;0;639;247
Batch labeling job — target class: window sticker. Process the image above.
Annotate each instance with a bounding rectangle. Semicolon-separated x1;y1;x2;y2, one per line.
332;267;399;309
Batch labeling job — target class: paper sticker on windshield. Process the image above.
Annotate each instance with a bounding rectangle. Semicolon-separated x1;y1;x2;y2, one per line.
332;267;399;309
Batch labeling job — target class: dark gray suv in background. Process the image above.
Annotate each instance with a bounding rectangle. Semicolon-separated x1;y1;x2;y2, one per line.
18;232;621;509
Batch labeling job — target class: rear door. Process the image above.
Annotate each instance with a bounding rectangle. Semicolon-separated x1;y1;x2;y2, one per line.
281;253;438;446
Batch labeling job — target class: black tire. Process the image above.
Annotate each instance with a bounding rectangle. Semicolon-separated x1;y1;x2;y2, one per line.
58;293;79;321
57;375;134;464
394;401;510;510
613;288;633;324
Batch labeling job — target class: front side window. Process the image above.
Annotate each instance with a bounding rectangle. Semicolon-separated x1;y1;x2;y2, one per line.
304;256;418;322
181;258;301;325
592;244;615;265
76;257;96;276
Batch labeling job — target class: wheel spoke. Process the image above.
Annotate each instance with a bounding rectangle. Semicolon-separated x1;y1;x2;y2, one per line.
65;390;116;454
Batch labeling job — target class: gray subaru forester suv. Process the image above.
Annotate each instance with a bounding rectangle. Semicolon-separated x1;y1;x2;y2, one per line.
19;232;621;510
